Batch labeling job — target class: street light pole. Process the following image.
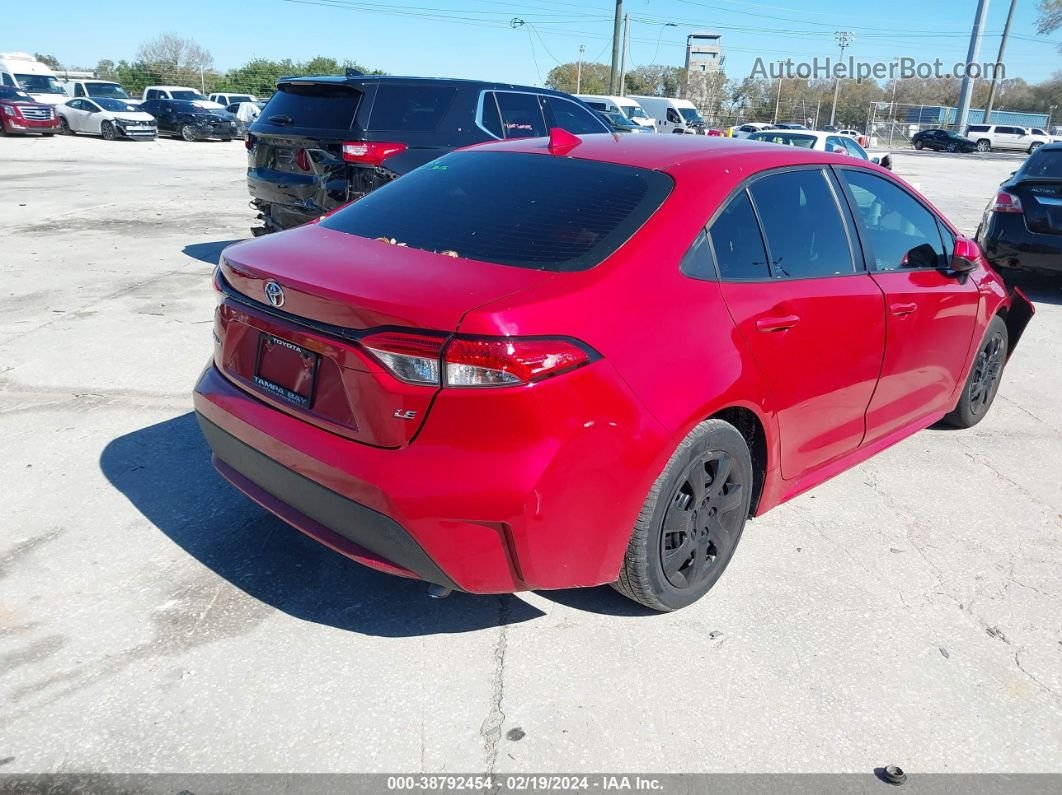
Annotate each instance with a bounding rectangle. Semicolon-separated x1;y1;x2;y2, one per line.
576;44;585;94
619;13;630;96
609;0;623;94
829;31;854;127
956;0;991;134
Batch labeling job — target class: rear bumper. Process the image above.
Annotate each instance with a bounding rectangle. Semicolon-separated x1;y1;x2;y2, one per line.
980;214;1062;273
193;361;671;593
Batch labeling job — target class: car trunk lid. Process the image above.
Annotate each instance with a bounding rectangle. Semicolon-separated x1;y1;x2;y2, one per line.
214;225;554;447
1011;178;1062;235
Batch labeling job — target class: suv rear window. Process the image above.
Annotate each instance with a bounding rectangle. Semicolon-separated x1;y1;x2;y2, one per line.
261;82;362;129
368;84;457;131
320;151;673;271
1018;149;1062;178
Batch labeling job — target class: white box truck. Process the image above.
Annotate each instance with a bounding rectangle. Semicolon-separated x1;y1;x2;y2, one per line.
0;52;67;104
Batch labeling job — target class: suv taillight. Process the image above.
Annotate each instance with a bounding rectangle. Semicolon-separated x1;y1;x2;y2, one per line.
361;331;595;388
341;141;407;166
990;190;1023;213
245;133;255;151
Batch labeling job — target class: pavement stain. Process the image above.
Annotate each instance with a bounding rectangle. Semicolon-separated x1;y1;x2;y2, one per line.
0;528;64;580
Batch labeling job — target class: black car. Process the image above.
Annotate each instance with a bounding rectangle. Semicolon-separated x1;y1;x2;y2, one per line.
246;74;611;233
597;110;643;134
140;99;238;142
912;128;977;153
977;142;1062;275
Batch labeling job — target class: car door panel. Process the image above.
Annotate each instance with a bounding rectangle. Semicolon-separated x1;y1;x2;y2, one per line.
712;170;887;480
836;167;980;443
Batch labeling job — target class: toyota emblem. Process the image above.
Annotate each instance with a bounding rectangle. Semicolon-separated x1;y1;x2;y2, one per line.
264;280;285;308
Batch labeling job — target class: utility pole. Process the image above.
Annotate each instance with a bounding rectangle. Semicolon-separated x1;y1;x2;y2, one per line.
200;65;206;94
576;44;585;93
829;31;854;127
984;0;1017;123
609;0;623;94
619;14;630;96
956;0;991;134
773;78;782;123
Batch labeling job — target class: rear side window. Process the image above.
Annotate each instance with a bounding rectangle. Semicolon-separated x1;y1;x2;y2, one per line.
495;92;546;138
260;83;362;129
968;125;989;133
749;169;855;278
320;151;673;271
369;84;457;132
541;96;608;134
709;190;770;280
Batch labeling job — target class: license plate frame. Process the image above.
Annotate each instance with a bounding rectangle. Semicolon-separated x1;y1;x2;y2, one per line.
253;333;318;408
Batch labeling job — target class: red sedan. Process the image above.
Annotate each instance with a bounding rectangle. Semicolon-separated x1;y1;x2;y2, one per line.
194;131;1034;611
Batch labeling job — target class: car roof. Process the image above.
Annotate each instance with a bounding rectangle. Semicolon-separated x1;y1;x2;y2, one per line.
465;133;876;175
274;74;576;97
750;129;830;140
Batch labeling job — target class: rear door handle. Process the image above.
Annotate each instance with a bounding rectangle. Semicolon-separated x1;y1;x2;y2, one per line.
890;302;918;317
755;314;801;332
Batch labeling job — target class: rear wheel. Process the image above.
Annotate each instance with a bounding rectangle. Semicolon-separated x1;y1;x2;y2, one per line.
101;121;116;141
976;139;991;152
1029;142;1043;154
614;419;753;611
944;315;1008;429
914;139;924;150
946;142;958;153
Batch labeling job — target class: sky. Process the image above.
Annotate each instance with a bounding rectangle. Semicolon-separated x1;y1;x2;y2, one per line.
4;0;1060;88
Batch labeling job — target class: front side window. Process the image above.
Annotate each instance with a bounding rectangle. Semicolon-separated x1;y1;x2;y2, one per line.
495;92;546;138
666;108;681;124
838;136;868;159
841;169;946;271
708;190;770;280
748;169;855;278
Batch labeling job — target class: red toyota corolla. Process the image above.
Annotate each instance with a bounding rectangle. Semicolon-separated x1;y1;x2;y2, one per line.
193;131;1034;611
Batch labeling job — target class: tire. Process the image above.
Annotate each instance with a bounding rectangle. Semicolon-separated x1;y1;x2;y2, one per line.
42;132;54;137
180;124;198;142
946;142;958;153
1029;142;1043;154
59;117;72;135
101;121;116;141
976;139;991;152
221;137;233;142
944;315;1008;429
914;139;924;150
613;419;753;611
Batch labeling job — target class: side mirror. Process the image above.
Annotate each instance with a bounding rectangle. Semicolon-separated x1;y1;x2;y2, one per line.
949;238;981;274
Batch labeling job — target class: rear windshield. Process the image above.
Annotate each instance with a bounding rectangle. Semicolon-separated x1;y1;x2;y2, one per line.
1018;150;1062;179
261;82;362;129
750;132;817;148
320;151;674;271
368;84;456;131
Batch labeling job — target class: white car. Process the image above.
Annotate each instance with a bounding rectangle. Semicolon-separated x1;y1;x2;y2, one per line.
57;97;158;140
964;124;1050;154
838;128;867;146
730;122;775;139
747;128;893;170
210;92;258;107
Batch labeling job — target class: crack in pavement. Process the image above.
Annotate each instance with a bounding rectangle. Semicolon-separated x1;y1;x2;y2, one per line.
480;597;511;778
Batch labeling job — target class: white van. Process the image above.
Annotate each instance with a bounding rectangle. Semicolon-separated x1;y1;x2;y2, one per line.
575;95;655;131
209;92;258;107
61;79;131;100
0;52;67;104
626;96;706;134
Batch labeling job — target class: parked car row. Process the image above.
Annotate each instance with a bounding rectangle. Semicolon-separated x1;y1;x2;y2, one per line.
912;125;1053;155
745;128;893;170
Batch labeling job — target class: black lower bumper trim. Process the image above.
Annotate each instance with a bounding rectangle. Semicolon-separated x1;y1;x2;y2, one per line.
196;413;457;590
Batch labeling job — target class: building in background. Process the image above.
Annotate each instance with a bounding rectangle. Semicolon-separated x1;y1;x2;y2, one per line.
684;32;724;120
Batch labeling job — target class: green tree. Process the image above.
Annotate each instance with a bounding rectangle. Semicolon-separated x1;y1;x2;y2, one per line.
544;62;610;94
34;53;62;70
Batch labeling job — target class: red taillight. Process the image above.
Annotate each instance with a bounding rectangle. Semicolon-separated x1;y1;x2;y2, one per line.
295;147;310;171
245;132;255;151
341;141;407;166
990;190;1023;213
445;337;591;387
360;331;594;388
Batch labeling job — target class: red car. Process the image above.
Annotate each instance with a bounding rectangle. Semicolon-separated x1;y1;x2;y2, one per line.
194;131;1034;611
0;86;59;136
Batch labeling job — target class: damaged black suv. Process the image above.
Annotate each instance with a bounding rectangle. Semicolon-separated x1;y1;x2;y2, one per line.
246;73;611;233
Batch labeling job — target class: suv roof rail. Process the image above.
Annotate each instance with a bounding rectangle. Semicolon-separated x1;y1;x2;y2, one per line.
346;68;364;78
